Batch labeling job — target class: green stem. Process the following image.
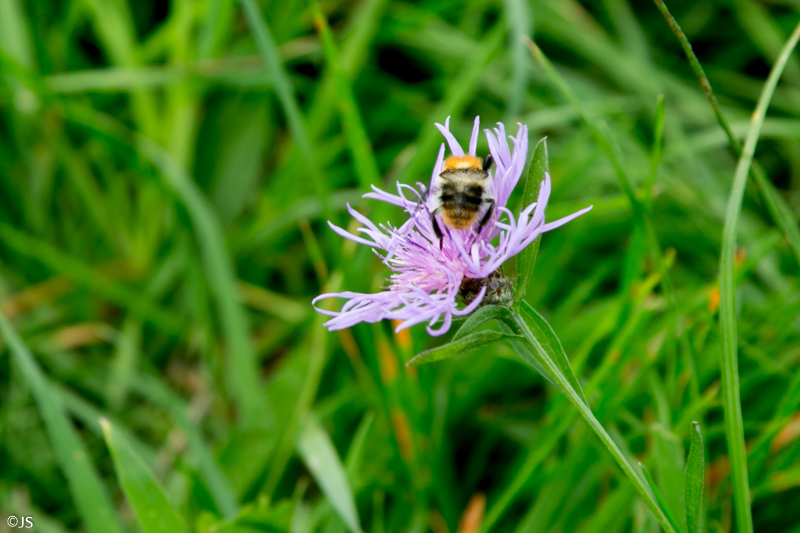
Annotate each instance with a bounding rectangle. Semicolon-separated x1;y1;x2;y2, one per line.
501;309;678;533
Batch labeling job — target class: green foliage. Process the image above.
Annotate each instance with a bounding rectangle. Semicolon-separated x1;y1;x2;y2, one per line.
1;1;800;532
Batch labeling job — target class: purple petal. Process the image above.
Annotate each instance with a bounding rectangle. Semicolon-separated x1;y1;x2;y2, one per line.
327;221;376;247
435;116;465;156
429;143;446;189
469;116;480;155
540;205;594;233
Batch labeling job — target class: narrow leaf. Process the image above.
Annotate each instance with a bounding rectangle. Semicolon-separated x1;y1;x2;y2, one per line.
101;419;187;533
297;416;363;533
0;312;124;533
640;463;684;533
453;305;512;341
515;137;548;301
685;422;705;533
519;301;588;405
406;330;520;367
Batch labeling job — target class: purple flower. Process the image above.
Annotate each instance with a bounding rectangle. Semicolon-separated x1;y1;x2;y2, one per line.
313;117;593;336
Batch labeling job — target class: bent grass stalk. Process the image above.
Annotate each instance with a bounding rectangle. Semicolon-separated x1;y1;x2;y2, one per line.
717;20;800;533
653;0;800;268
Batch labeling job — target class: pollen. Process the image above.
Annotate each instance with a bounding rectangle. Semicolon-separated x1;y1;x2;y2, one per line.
443;155;482;171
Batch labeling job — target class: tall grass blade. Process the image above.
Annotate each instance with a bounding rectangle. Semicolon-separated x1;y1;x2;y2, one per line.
653;0;800;267
137;137;265;426
0;311;124;533
298;416;364;533
640;462;684;533
685;422;705;533
502;0;531;119
310;0;381;191
239;0;328;211
718;20;800;533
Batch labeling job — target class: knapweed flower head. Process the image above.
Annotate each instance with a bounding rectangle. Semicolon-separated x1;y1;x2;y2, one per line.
313;117;592;336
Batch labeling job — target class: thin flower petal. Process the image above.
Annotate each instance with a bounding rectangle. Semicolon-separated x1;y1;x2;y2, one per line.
435;116;465;156
540;205;594;233
468;116;480;156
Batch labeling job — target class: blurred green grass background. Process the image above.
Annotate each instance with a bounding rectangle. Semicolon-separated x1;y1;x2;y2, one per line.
1;0;800;532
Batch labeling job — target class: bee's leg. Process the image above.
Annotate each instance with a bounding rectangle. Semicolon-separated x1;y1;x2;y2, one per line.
482;154;494;172
478;199;495;232
431;209;444;249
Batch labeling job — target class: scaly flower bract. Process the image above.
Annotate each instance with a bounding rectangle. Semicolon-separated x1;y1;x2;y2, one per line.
313;117;592;336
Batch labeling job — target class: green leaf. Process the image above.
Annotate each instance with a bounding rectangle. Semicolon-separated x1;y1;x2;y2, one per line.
297;416;363;533
640;462;684;533
518;301;588;405
0;312;125;533
515;137;548;302
685;422;705;533
406;330;520;367
452;305;512;341
101;419;187;533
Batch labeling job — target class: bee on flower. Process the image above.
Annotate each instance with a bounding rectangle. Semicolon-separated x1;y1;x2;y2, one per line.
312;117;592;336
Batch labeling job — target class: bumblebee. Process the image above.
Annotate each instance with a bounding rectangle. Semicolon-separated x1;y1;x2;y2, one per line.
430;154;495;241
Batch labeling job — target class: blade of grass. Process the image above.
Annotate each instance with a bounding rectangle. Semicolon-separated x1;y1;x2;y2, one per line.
639;462;684;533
309;0;381;191
239;0;328;214
298;416;364;533
136;136;266;427
198;0;235;59
80;0;158;138
101;419;187;533
685;422;705;533
652;0;800;267
501;0;531;120
646;95;666;208
0;311;124;533
717;20;800;533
